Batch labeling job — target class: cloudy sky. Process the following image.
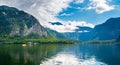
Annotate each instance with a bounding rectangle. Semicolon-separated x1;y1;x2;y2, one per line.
0;0;120;32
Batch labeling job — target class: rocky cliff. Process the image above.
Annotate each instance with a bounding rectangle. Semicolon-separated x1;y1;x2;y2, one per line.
0;5;47;36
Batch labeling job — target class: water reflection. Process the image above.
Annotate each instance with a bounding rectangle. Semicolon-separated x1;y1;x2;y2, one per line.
64;44;120;65
0;44;68;65
40;52;107;65
0;43;120;65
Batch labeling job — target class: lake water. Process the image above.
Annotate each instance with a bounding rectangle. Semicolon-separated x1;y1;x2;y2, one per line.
0;43;120;65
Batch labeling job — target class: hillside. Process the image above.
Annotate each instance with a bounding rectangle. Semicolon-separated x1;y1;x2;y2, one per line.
62;17;120;41
80;17;120;41
0;5;47;36
0;5;74;44
62;26;93;41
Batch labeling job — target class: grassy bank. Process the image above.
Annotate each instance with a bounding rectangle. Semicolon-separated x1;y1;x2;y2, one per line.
0;35;74;44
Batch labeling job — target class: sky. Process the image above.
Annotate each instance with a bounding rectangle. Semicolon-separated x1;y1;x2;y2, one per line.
0;0;120;32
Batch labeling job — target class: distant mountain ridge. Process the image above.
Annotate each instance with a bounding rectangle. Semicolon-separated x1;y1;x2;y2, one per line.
62;26;93;41
92;17;120;40
80;17;120;41
62;17;120;41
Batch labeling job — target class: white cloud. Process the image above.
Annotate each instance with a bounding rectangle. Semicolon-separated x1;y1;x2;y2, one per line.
48;21;94;33
60;13;73;16
0;0;94;33
74;0;84;4
87;0;114;14
30;3;37;8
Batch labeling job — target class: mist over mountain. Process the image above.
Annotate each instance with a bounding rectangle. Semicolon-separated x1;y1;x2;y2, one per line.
62;26;93;41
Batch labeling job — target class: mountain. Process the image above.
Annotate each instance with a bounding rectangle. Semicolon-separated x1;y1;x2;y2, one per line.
80;17;120;41
62;26;93;41
45;28;65;39
0;5;49;37
0;5;74;44
62;17;120;41
2;6;120;42
63;32;80;41
91;17;120;40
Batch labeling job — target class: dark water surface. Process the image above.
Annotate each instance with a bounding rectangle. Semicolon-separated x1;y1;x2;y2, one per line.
0;43;120;65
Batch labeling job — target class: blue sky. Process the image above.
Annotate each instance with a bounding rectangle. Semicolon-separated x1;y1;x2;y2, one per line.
57;0;120;25
0;0;120;32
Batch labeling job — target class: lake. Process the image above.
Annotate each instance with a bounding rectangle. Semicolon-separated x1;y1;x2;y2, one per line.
0;43;120;65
